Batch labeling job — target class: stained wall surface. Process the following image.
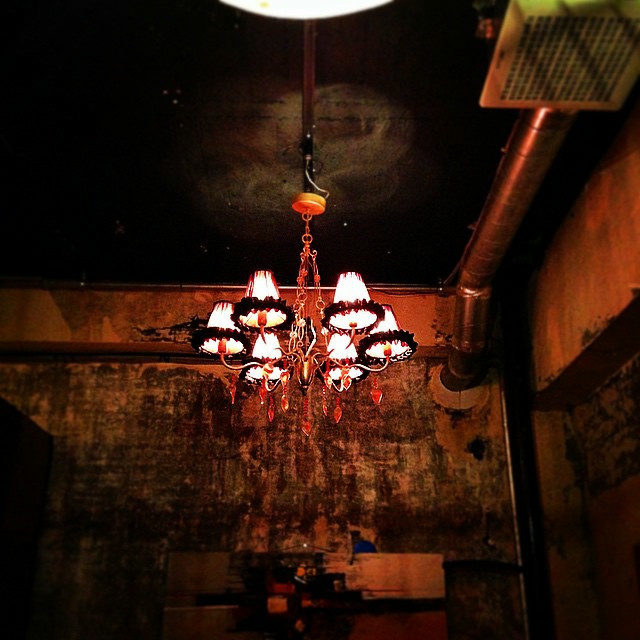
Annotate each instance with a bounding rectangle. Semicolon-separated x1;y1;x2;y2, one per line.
534;352;640;640
529;90;640;640
0;358;518;640
570;353;640;640
532;409;600;640
531;97;640;408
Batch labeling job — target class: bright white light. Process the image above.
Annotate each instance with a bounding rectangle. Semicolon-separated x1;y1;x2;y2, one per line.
245;363;285;382
220;0;392;20
328;308;379;332
202;335;246;355
251;332;283;360
245;270;280;300
329;364;364;381
333;272;370;303
365;338;410;360
370;304;400;333
207;301;240;330
327;333;357;360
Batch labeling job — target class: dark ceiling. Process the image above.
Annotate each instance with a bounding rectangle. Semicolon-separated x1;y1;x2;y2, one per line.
1;0;636;288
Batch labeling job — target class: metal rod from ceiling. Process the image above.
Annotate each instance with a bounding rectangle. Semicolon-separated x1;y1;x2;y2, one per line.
302;20;316;191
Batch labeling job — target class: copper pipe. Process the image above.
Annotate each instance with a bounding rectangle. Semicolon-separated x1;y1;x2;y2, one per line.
442;108;577;391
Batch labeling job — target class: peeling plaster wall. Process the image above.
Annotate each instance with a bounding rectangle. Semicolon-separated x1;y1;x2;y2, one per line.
529;93;640;640
570;353;640;640
533;352;640;640
0;359;517;640
532;409;600;640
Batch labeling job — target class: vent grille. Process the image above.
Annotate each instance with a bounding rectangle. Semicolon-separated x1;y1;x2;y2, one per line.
481;1;640;110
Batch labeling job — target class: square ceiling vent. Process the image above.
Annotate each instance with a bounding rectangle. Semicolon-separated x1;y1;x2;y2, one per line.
480;0;640;110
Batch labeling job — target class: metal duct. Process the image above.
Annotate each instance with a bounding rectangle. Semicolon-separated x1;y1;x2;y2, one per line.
441;107;577;391
480;0;640;111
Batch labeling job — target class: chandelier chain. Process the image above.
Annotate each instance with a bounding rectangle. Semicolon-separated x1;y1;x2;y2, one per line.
289;214;326;355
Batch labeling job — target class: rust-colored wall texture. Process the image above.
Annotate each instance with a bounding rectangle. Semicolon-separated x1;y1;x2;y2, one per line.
534;351;640;640
570;352;640;640
531;96;640;407
0;359;519;640
532;409;600;640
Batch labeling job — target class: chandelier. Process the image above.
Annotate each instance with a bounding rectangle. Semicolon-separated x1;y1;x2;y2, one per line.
190;20;417;435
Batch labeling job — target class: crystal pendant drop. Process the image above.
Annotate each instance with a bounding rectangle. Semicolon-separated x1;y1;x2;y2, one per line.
267;395;275;423
301;396;311;435
333;399;343;424
281;370;289;412
230;374;237;405
371;378;383;405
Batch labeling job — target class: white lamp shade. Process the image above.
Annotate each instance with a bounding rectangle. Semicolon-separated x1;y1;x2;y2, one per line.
200;301;246;355
245;363;285;383
327;333;357;361
240;307;289;329
219;0;392;20
364;337;412;360
363;304;415;360
207;301;240;330
245;270;280;300
251;332;283;360
327;272;380;331
370;304;400;333
328;364;364;381
201;335;246;355
333;271;370;303
326;334;365;382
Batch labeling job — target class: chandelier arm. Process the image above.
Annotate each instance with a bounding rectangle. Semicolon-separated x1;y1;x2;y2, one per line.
280;345;303;362
218;354;268;371
355;359;391;374
265;378;281;393
304;320;318;357
311;350;329;368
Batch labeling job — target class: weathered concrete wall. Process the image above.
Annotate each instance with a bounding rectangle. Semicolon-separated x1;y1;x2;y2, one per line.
0;286;453;357
570;352;640;640
532;409;600;640
533;352;640;640
531;96;640;408
529;93;640;640
0;357;518;640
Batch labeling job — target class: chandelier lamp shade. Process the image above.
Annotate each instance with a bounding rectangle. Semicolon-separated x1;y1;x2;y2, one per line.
194;300;250;358
230;270;295;331
359;304;418;362
322;333;369;391
322;272;385;335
